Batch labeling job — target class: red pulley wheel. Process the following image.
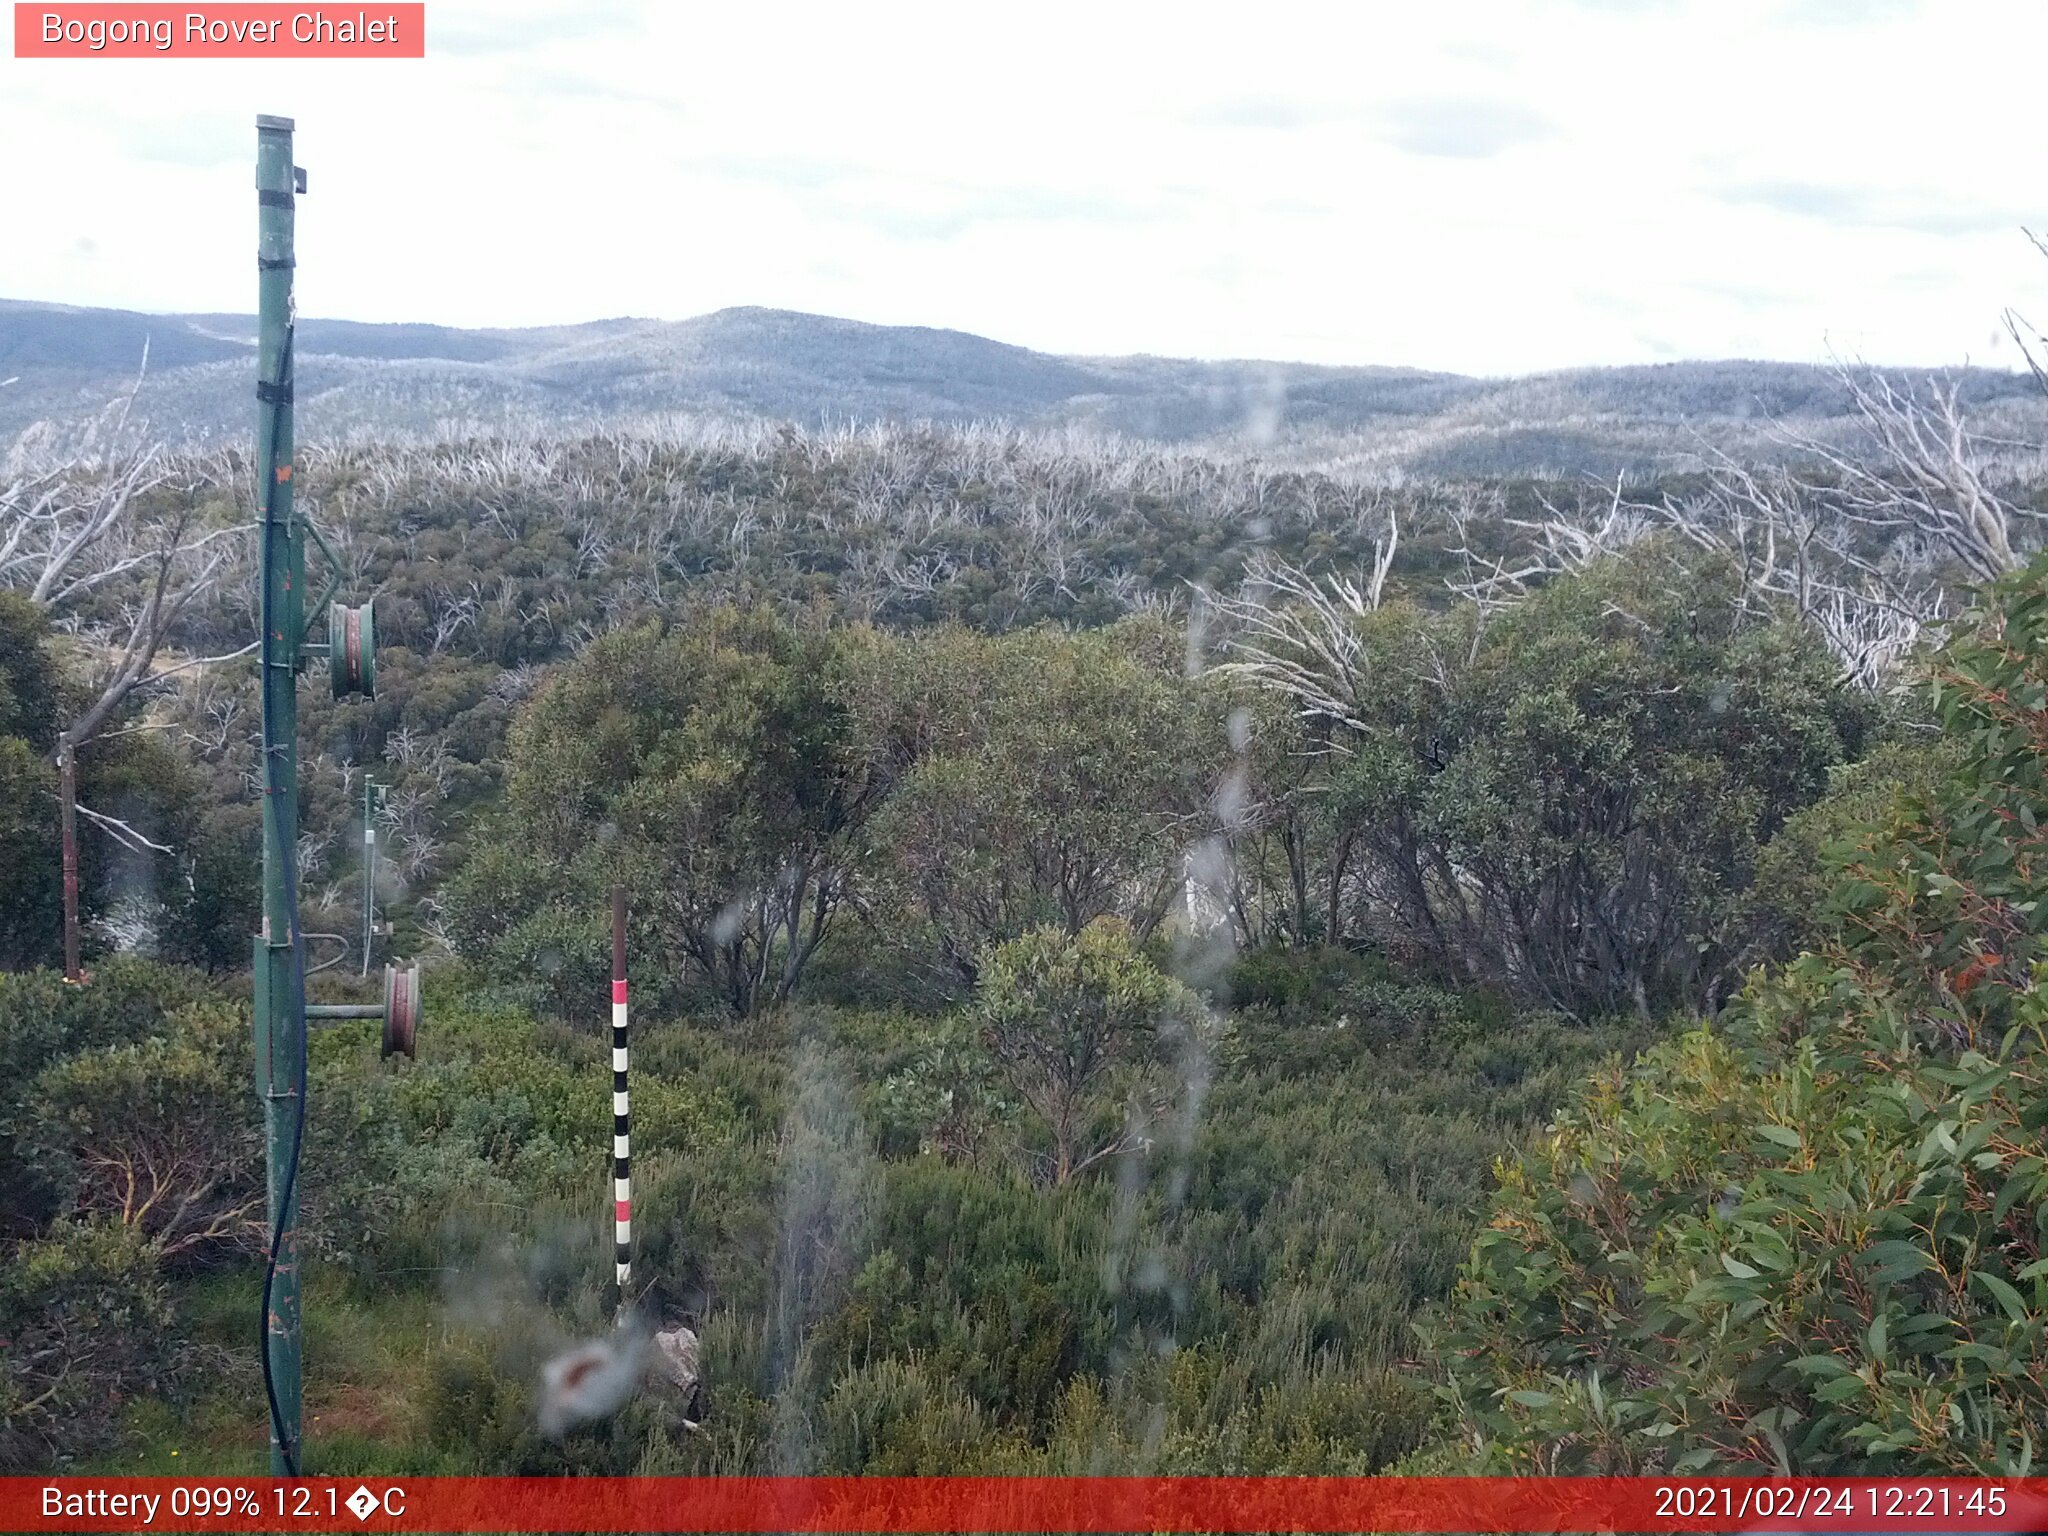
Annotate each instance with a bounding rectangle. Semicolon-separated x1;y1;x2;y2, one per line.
381;962;419;1059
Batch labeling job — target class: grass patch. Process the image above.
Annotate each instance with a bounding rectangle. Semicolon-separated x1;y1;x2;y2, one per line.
85;1262;464;1475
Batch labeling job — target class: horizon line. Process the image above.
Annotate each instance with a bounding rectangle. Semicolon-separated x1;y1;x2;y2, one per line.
0;291;2031;384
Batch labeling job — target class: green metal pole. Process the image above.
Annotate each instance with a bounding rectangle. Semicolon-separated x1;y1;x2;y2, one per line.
254;112;305;1478
361;775;375;977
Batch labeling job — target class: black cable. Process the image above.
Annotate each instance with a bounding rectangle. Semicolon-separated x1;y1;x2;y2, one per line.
257;323;306;1478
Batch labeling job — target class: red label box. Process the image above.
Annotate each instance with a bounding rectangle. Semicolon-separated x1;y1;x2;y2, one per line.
13;4;426;57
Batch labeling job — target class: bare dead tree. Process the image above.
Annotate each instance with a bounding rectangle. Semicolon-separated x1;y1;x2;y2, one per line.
179;687;245;758
838;546;895;620
1443;350;2043;692
296;829;332;885
73;802;174;856
1;364;255;972
1098;567;1144;612
1207;512;1400;735
426;580;481;654
1788;363;2040;582
2003;231;2048;400
382;724;422;767
413;897;457;957
886;549;958;601
1444;473;1649;615
489;661;545;703
71;1118;264;1260
395;830;441;884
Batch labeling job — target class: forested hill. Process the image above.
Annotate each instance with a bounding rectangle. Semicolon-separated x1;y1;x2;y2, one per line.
4;296;2039;478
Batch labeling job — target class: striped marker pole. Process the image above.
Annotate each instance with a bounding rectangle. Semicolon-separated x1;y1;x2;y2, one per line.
611;884;631;1318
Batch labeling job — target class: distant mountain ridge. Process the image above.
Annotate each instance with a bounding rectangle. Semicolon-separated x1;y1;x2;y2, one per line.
2;297;2039;478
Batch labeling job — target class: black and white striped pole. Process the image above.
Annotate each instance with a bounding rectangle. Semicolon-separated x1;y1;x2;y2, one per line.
611;884;631;1322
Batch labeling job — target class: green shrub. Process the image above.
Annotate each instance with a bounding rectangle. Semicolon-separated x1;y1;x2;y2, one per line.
862;1011;1012;1163
1270;543;1880;1015
1225;945;1398;1014
1436;978;2048;1473
305;1003;743;1283
1024;1345;1432;1474
19;1000;261;1260
1741;736;1961;965
0;1220;175;1469
808;1355;1016;1473
0;961;218;1233
976;919;1208;1187
1433;555;2048;1473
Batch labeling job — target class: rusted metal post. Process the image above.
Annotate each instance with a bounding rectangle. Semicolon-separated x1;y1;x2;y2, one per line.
58;734;81;982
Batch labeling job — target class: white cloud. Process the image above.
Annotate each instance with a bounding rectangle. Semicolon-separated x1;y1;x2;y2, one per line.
1;0;2043;373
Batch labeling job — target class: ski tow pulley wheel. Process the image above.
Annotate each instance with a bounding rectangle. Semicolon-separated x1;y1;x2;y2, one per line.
330;602;376;698
381;962;420;1059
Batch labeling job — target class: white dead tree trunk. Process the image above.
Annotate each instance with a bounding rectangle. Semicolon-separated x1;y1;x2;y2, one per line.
1;365;254;971
1445;358;2041;690
1789;364;2038;583
1206;511;1399;734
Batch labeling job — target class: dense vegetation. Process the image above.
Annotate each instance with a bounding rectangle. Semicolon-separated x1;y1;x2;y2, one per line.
3;419;1655;980
1434;557;2048;1474
1;940;1651;1472
6;375;2046;1477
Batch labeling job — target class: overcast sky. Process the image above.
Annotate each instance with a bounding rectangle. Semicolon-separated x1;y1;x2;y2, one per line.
3;0;2045;375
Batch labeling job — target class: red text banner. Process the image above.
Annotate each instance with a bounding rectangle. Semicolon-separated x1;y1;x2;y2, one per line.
13;5;425;57
12;1477;2048;1533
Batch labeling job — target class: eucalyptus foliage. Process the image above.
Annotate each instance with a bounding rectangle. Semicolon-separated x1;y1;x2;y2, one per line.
1435;555;2048;1473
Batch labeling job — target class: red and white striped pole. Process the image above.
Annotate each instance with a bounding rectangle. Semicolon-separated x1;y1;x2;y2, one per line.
611;884;631;1319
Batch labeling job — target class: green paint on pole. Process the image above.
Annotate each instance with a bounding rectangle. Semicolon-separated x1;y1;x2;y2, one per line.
254;111;305;1478
361;775;381;977
246;116;400;1475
